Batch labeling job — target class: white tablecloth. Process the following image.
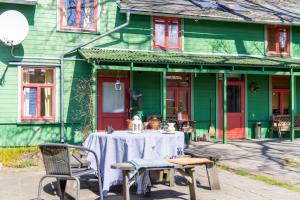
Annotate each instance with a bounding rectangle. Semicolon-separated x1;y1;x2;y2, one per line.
83;130;185;196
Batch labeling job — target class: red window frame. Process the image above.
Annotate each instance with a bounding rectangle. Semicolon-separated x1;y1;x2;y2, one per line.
267;25;290;56
21;67;56;121
153;16;182;50
59;0;97;32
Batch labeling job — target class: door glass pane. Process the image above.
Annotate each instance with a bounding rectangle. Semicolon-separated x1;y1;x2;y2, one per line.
155;22;165;46
178;90;188;114
102;82;125;113
168;23;179;47
272;92;280;115
40;88;53;117
167;90;176;119
227;85;241;112
283;92;290;114
24;88;37;117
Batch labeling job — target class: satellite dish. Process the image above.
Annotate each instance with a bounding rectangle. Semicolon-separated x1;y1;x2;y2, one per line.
0;10;29;46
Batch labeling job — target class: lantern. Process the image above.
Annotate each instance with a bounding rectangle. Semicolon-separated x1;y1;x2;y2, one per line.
131;115;142;133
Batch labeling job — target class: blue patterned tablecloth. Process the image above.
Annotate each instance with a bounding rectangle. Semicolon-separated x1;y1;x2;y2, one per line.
83;130;185;196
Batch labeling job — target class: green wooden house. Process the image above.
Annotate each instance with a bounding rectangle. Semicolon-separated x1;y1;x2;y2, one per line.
1;0;300;146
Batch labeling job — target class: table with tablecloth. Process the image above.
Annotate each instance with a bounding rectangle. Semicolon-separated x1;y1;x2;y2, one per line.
83;130;185;196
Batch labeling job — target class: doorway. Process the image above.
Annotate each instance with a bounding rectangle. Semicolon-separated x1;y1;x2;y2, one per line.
166;73;191;120
218;79;245;139
97;77;129;131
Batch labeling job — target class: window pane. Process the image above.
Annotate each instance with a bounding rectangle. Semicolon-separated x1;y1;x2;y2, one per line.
155;22;165;46
272;92;280;115
178;90;188;114
24;88;37;117
40;88;53;117
102;82;125;113
168;23;179;47
62;0;77;27
283;92;290;114
167;90;176;119
23;69;53;84
227;86;241;112
80;0;95;29
279;29;287;52
268;28;276;52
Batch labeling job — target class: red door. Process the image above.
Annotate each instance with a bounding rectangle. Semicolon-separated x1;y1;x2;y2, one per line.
218;81;245;139
97;77;129;131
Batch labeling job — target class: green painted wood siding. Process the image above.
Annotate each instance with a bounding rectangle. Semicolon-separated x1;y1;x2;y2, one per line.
133;72;161;118
291;26;300;58
247;75;270;138
193;74;216;137
184;20;265;56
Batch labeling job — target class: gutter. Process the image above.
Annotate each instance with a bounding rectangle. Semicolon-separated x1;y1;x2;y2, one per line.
59;11;131;143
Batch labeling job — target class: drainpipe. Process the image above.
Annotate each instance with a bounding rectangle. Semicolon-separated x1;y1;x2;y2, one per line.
59;11;131;143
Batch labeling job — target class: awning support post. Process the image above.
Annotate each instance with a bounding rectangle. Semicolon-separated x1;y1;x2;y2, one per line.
162;69;167;121
223;73;227;144
290;71;295;142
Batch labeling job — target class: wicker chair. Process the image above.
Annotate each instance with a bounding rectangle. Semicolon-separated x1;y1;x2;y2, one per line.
37;143;103;200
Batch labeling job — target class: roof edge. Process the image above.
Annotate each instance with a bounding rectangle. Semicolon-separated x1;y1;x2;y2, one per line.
118;7;300;26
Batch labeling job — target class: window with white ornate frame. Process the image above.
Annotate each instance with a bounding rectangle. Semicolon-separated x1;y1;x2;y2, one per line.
21;67;56;121
60;0;98;32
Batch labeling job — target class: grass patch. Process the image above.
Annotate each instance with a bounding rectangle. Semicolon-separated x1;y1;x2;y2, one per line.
14;160;38;168
0;147;40;168
283;158;300;168
218;164;300;193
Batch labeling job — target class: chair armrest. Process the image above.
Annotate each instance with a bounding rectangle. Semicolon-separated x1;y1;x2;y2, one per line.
67;145;101;175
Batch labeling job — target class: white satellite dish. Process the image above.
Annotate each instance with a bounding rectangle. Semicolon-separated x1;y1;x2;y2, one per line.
0;10;29;46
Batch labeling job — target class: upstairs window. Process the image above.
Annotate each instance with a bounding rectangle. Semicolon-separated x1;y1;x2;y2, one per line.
60;0;97;31
21;68;55;120
267;26;290;57
153;17;181;50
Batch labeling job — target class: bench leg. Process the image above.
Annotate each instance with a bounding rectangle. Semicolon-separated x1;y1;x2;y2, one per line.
206;163;221;190
185;167;197;200
169;169;175;187
123;171;130;200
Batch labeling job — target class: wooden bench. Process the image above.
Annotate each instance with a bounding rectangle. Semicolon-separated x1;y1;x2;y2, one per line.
184;149;221;190
270;115;300;138
111;158;215;200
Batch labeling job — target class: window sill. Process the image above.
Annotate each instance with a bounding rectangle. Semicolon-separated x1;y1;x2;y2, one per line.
57;27;99;35
152;47;182;52
17;121;60;125
267;52;290;58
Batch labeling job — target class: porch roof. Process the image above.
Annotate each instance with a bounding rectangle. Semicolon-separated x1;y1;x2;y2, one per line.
79;48;300;68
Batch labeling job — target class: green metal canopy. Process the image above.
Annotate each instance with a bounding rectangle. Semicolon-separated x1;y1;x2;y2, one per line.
79;48;300;68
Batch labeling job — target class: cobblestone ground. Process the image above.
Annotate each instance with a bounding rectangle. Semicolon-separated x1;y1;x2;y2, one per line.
0;165;299;200
188;139;300;188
